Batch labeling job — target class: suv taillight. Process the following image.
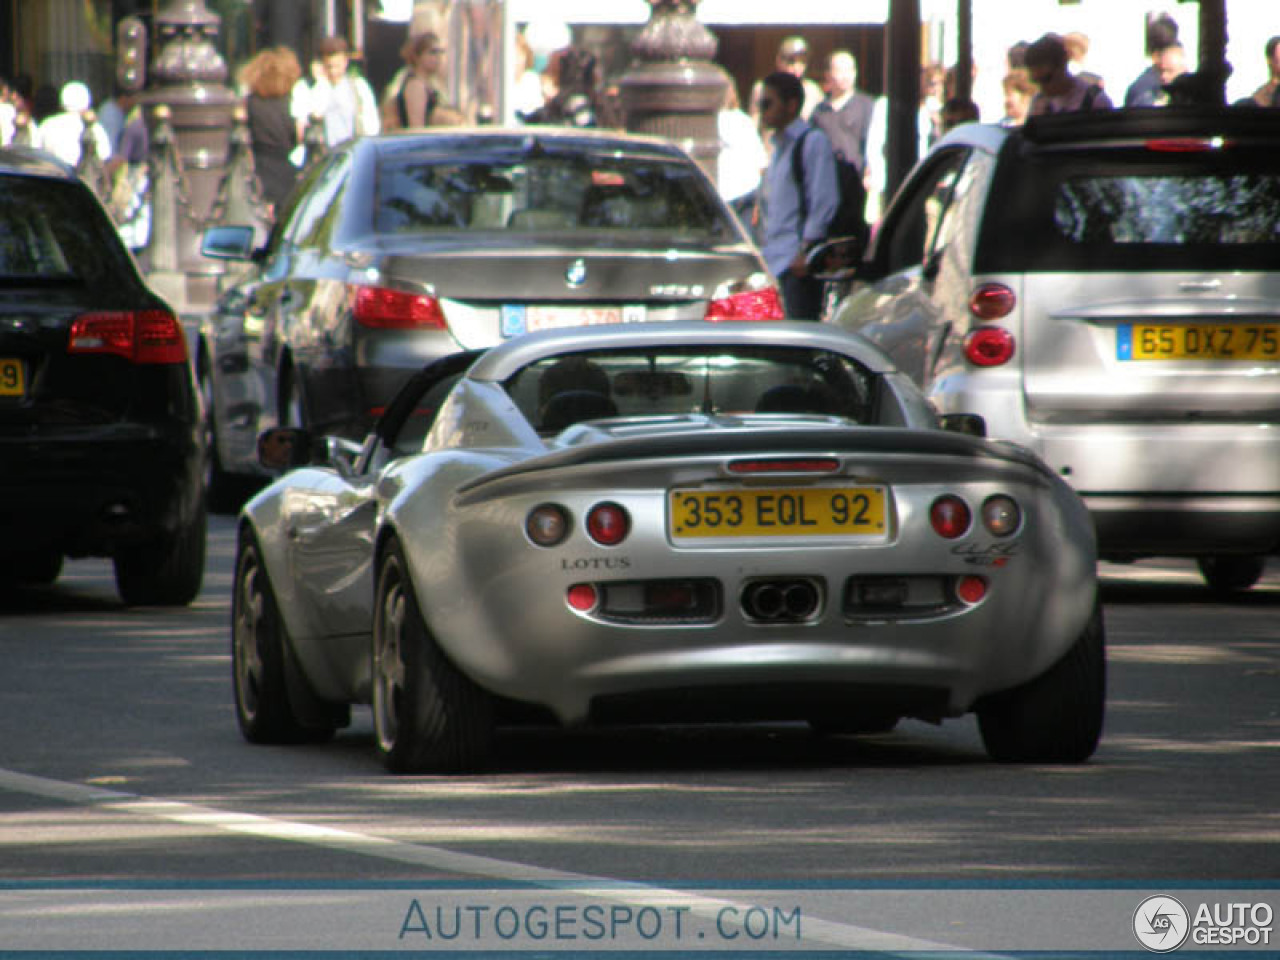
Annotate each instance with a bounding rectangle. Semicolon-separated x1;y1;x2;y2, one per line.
351;285;447;329
68;310;187;364
964;326;1016;367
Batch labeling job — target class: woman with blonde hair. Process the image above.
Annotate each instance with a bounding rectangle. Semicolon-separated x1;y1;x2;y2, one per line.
386;31;447;129
241;47;303;212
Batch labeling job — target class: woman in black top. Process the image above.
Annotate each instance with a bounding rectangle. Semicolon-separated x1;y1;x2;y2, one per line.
241;47;302;214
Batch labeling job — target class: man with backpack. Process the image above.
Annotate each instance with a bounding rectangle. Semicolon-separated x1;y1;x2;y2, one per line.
757;71;838;321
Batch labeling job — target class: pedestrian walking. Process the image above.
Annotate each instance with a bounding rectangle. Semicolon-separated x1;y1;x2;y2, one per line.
303;35;379;147
1025;33;1113;116
240;47;303;213
756;71;838;321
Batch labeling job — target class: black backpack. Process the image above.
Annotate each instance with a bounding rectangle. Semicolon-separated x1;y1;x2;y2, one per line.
791;127;869;245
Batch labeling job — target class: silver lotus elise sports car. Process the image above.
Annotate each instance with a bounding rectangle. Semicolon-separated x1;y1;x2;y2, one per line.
232;322;1103;773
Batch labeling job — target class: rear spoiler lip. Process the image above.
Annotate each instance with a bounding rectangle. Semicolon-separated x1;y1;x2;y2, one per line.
455;426;1049;497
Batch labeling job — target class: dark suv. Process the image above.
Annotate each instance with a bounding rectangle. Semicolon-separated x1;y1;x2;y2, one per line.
0;147;204;605
831;108;1280;592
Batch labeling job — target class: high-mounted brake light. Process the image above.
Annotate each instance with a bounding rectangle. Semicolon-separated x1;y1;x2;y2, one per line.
728;458;840;474
68;310;187;364
963;326;1016;367
969;283;1016;320
1145;137;1226;153
351;285;447;329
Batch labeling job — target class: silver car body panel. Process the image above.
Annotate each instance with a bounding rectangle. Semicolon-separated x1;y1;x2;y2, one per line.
243;322;1096;727
834;112;1280;558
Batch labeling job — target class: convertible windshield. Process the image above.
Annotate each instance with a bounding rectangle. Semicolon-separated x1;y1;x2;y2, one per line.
503;346;876;434
373;150;737;241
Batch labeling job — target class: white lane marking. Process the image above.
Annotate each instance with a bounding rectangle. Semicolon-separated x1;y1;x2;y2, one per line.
0;765;986;954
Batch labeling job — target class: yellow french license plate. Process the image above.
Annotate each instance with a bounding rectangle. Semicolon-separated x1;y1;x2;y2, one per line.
0;358;25;397
1122;323;1280;361
669;486;888;540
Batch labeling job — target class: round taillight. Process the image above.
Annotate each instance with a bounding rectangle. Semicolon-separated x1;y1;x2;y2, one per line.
567;583;598;612
956;575;987;605
526;504;570;547
930;495;971;539
982;495;1021;537
963;326;1016;367
586;502;630;546
969;283;1016;320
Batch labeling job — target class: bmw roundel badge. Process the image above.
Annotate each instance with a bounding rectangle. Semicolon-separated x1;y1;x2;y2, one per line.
565;258;587;288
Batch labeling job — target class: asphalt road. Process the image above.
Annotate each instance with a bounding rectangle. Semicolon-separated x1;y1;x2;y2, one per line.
0;516;1277;950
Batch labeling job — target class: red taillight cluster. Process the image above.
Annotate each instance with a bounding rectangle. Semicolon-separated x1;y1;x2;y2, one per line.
964;283;1016;368
963;326;1016;367
525;501;631;548
704;287;785;322
929;494;1022;539
969;283;1016;321
351;284;447;329
68;310;187;364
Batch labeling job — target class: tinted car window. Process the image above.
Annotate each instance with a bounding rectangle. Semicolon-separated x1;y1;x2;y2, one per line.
503;345;876;433
373;150;738;242
0;176;135;285
877;148;970;275
977;144;1280;272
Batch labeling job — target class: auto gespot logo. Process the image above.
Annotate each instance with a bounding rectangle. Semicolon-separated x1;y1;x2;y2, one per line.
1133;895;1274;952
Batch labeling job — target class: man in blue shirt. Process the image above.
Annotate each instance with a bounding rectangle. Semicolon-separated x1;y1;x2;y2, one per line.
757;71;838;320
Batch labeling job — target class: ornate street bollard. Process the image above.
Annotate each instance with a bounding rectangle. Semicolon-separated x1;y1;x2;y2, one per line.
617;0;729;185
127;0;241;313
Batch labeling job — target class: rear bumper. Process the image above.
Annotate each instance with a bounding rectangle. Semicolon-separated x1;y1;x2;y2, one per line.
1084;494;1280;557
0;423;202;559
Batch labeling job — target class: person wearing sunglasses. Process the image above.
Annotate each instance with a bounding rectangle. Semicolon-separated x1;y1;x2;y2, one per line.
756;71;839;321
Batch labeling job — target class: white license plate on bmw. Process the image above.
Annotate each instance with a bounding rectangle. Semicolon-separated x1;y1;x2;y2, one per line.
669;486;889;541
501;305;647;337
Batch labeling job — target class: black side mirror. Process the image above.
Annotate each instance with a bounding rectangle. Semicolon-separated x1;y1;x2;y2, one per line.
939;413;987;437
256;427;315;471
807;236;864;282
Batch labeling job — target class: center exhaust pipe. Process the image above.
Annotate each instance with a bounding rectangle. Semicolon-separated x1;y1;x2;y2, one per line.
742;578;822;622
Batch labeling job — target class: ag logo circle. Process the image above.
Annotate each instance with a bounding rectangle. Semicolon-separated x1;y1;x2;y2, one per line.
1133;895;1190;952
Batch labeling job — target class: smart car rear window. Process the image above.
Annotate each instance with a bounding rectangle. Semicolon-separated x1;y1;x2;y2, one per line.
975;145;1280;272
0;176;133;285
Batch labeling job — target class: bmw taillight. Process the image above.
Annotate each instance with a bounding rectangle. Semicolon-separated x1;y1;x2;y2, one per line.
351;284;447;329
68;310;187;364
963;326;1016;367
705;274;785;321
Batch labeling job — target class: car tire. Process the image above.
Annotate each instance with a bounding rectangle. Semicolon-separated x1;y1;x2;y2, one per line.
1196;555;1265;594
232;529;335;744
977;601;1105;764
113;497;207;607
1;551;63;585
372;539;494;774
